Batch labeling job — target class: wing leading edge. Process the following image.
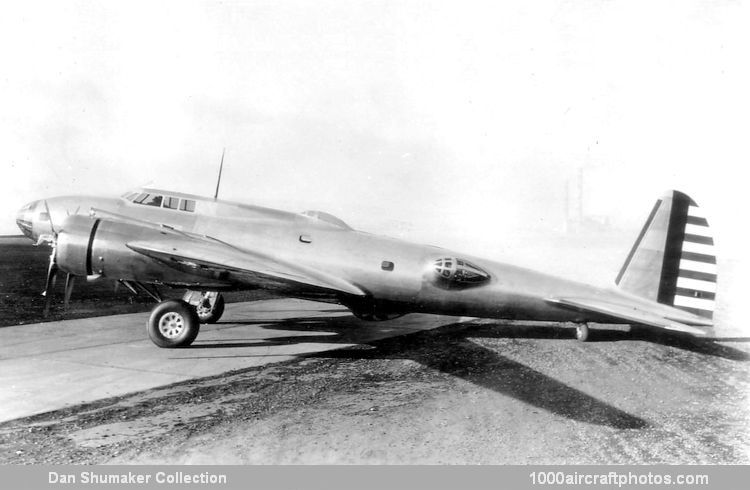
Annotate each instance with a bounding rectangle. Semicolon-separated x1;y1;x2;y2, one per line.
545;297;711;336
127;237;365;297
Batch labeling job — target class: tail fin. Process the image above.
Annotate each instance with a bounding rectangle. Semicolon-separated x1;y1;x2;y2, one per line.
616;190;716;320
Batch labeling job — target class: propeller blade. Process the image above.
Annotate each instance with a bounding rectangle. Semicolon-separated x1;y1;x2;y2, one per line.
42;261;58;317
41;226;59;317
43;200;57;235
63;273;75;311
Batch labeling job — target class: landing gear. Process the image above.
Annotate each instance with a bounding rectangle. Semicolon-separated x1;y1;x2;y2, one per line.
147;299;200;348
182;291;225;324
575;323;590;342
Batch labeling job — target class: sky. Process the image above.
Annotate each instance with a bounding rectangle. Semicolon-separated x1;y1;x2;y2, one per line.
1;1;748;277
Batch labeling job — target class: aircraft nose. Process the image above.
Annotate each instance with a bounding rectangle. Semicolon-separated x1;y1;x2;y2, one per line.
16;200;38;239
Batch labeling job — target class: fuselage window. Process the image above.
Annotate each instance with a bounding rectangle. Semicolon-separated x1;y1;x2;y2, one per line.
179;199;196;212
163;196;179;209
142;194;163;207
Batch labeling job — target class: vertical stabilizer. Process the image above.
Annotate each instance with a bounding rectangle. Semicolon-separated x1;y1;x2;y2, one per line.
616;190;716;319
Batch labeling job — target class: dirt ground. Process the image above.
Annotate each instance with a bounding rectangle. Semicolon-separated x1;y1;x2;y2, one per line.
1;320;748;465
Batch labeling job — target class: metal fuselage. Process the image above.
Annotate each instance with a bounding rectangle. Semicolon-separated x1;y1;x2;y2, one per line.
16;192;673;324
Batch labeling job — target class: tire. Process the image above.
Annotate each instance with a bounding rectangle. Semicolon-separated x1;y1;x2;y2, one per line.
196;293;225;324
575;323;590;342
148;299;200;348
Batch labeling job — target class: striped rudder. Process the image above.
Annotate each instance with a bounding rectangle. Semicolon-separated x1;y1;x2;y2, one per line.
616;190;716;319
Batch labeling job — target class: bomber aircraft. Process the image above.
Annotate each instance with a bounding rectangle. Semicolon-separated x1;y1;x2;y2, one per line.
15;184;717;348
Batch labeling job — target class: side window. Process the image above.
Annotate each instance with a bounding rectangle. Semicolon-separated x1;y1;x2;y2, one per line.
179;199;196;212
163;196;179;209
142;194;163;207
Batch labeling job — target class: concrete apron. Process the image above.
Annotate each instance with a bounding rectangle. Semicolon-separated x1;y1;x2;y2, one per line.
0;299;466;423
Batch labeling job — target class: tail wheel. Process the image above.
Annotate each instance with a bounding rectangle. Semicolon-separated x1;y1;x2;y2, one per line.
148;299;200;348
195;293;225;324
575;323;590;342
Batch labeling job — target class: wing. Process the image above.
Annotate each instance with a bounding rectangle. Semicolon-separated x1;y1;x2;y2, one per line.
126;236;365;297
545;297;711;336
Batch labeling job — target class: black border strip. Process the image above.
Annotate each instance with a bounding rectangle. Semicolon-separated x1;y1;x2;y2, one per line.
684;233;714;245
679;269;718;283
681;251;716;264
657;192;691;304
675;287;716;300
686;215;709;226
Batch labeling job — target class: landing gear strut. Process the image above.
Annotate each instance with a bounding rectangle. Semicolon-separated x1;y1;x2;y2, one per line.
182;291;225;324
147;299;200;348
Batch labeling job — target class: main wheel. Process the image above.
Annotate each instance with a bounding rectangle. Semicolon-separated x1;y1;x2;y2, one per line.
148;299;200;348
575;323;590;342
196;293;225;324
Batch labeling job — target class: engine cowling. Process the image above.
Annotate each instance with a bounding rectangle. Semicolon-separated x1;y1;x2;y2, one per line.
56;214;98;277
56;215;204;285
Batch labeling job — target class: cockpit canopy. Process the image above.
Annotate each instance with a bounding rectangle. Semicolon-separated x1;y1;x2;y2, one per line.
432;257;490;289
121;190;197;213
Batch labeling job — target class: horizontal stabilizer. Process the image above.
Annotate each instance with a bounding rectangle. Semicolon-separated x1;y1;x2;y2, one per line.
546;297;709;336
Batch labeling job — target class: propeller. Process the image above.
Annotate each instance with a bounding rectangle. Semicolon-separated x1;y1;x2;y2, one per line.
41;200;60;317
63;273;75;311
40;202;101;314
41;246;59;317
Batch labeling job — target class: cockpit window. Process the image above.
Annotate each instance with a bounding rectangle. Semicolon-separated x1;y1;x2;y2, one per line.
142;194;163;207
163;196;179;209
124;191;197;213
179;199;196;212
133;193;149;204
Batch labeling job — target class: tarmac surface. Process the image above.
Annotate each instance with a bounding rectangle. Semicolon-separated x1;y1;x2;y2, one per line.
0;299;464;423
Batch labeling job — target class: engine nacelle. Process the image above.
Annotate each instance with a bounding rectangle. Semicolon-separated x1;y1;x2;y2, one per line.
56;214;99;277
56;215;207;285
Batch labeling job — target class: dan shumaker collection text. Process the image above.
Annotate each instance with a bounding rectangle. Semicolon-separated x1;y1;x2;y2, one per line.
49;471;227;485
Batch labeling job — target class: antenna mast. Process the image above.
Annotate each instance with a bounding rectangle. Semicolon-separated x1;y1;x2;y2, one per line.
214;148;225;200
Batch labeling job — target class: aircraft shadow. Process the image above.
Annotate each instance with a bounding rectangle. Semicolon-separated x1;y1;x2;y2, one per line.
205;316;750;362
188;314;748;427
304;322;649;429
608;328;750;362
462;321;750;362
193;315;651;429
